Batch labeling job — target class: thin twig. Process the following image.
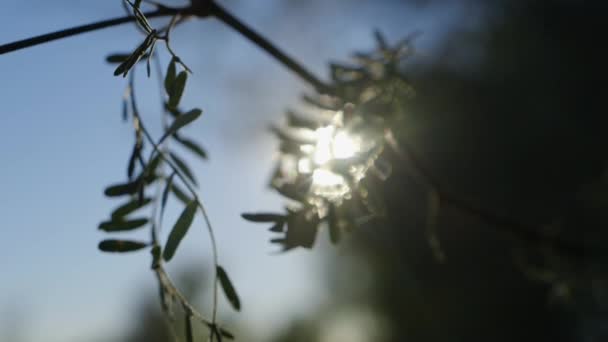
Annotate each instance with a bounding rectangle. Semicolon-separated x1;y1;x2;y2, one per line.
0;7;187;55
128;68;221;336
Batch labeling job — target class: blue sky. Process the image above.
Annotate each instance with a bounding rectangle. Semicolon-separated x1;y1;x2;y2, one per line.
0;1;480;340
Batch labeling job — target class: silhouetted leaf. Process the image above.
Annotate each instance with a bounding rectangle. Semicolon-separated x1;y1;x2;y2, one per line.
127;143;141;180
106;53;149;64
169;152;197;185
241;213;284;223
114;32;156;77
160;172;176;219
163;200;197;261
160;109;202;143
174;136;208;160
217;266;241;311
111;198;152;220
104;181;139;197
171;183;191;204
164;58;177;95
144;152;162;180
98;239;148;252
106;53;131;64
98;218;149;232
269;221;285;232
167;71;187;108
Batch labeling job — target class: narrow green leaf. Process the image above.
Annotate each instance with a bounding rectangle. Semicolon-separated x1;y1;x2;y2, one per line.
98;218;149;232
171;183;191;204
169;152;197;185
217;266;241;311
160;172;175;219
106;53;131;64
106;53;149;64
111;198;152;220
113;32;155;77
104;181;139;197
167;71;187;109
160;109;202;143
174;136;208;160
98;239;148;252
241;213;284;223
164;58;177;95
163;200;198;261
127;143;141;180
268;222;284;232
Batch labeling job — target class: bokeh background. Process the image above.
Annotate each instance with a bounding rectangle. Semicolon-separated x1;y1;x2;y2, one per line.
1;0;606;341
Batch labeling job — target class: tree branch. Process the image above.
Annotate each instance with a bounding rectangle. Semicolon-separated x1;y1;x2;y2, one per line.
0;7;185;55
385;130;587;258
209;1;333;94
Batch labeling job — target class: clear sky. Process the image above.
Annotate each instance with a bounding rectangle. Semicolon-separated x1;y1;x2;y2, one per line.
0;1;480;340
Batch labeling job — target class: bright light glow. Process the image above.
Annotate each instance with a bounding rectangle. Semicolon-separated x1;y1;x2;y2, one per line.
312;125;360;165
298;158;313;174
313;126;334;165
332;131;359;159
312;169;345;187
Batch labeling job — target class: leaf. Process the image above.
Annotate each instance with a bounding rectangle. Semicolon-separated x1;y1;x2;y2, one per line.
160;172;176;219
171;183;192;204
164;58;177;95
98;218;149;232
104;181;139;197
113;32;156;77
167;71;188;109
169;152;197;185
269;222;284;232
217;266;241;311
98;239;148;252
111;198;152;220
127;143;141;180
174;136;208;160
106;53;149;64
163;200;198;261
159;109;202;144
241;213;284;223
106;53;131;64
